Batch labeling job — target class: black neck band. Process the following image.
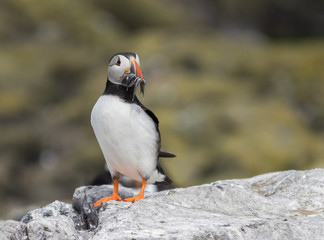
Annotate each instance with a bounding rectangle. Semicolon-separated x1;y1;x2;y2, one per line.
103;78;136;103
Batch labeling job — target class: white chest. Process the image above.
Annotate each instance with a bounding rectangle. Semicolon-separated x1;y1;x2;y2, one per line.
91;95;159;181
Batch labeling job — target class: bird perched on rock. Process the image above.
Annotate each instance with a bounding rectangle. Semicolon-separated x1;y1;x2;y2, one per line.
91;52;175;206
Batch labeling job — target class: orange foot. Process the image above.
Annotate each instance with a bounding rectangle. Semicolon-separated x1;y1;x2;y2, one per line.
93;178;121;207
123;195;144;203
93;195;121;207
123;179;147;203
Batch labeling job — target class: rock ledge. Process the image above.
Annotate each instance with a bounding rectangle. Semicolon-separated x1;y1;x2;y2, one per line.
1;169;324;239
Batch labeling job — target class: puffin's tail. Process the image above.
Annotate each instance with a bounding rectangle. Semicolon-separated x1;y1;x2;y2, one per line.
156;163;173;185
158;174;173;185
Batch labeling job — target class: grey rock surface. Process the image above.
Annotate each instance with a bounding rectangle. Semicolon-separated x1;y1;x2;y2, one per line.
72;184;135;230
1;169;324;239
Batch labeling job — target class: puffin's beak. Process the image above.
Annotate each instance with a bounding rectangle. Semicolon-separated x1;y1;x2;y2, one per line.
129;57;143;82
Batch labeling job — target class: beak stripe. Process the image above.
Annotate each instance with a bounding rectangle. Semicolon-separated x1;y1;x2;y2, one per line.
133;59;143;81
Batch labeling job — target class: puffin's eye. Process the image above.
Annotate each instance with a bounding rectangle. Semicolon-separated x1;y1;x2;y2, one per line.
116;57;121;66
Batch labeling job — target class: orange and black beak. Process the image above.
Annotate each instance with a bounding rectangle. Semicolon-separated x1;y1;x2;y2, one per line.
129;57;144;82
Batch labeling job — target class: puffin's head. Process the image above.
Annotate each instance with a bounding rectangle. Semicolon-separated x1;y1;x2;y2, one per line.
107;52;143;87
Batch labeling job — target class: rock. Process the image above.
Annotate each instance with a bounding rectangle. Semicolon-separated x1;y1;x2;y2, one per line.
19;200;90;240
72;184;135;230
20;200;75;224
1;169;324;239
0;220;27;240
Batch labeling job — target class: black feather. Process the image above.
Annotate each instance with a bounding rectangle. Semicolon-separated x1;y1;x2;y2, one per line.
159;148;176;158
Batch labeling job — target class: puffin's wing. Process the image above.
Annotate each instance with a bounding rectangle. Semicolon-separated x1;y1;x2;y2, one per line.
134;96;159;128
134;97;176;158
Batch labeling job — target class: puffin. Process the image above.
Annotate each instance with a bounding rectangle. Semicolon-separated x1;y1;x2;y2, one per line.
91;52;175;206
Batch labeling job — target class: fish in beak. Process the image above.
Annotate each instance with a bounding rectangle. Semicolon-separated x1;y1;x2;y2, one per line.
127;57;146;98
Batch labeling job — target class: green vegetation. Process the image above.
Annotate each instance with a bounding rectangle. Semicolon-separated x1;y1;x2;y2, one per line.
0;0;323;219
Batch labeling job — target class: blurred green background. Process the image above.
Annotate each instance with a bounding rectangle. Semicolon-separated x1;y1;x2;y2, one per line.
1;0;324;219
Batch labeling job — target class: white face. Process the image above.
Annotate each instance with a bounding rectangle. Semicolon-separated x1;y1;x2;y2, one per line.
107;54;140;86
